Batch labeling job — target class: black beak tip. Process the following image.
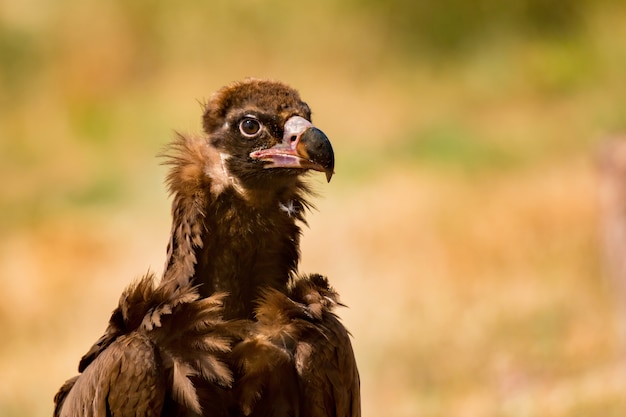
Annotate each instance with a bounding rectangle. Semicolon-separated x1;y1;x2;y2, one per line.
301;127;335;182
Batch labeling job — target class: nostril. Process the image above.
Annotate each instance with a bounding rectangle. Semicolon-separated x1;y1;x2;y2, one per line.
290;135;297;142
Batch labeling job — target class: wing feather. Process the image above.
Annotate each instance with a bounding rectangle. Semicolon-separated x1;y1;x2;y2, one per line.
233;274;360;417
54;273;238;417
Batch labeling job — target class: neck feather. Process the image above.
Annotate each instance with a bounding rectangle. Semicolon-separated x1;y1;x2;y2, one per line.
160;133;310;319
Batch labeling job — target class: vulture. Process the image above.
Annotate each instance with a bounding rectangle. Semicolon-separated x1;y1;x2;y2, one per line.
54;79;360;417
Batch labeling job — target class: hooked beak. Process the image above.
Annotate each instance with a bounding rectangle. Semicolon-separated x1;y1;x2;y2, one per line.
249;116;335;182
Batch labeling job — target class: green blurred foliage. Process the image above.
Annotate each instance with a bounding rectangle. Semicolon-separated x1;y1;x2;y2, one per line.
353;0;596;54
394;124;523;172
1;0;625;230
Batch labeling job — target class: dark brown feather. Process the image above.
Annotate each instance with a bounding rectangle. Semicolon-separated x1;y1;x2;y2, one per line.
229;275;360;417
54;274;240;417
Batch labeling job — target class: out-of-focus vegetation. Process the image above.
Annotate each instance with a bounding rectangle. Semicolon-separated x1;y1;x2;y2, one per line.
2;1;626;416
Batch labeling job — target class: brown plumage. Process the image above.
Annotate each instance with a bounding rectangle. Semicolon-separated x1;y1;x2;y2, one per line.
54;275;239;416
54;79;360;417
232;275;360;417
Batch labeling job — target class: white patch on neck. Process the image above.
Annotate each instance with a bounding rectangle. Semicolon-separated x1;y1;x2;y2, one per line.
203;146;246;197
219;152;231;179
279;200;298;217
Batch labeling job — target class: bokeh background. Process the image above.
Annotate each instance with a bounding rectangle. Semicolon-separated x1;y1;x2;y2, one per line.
2;0;626;415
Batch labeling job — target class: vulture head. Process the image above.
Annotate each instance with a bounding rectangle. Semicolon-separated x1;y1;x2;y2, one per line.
203;79;334;191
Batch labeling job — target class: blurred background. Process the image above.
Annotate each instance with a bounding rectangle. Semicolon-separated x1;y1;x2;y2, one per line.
2;0;626;415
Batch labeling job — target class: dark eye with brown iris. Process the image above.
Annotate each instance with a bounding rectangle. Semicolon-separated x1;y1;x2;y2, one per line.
239;118;261;137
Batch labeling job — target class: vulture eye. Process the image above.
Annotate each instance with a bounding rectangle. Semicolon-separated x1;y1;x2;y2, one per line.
239;118;262;137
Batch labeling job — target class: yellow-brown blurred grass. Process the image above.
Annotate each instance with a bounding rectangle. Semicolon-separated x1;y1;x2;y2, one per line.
2;1;626;416
301;156;625;415
2;157;623;416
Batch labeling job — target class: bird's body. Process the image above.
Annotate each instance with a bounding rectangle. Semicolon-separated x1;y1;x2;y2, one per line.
54;79;360;417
